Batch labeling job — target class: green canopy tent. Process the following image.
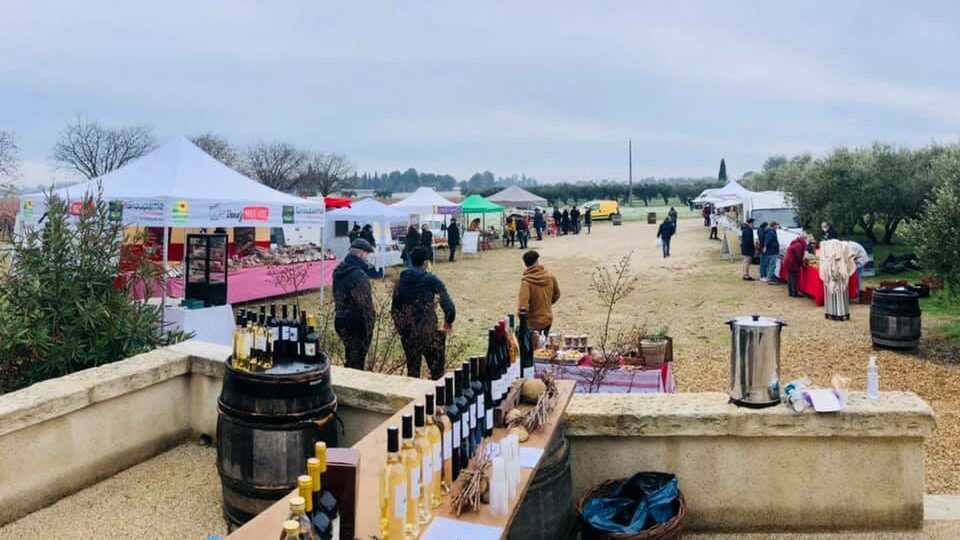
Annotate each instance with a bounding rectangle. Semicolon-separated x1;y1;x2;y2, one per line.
460;194;504;255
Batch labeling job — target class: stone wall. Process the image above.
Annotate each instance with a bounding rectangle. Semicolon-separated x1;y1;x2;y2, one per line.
0;342;936;531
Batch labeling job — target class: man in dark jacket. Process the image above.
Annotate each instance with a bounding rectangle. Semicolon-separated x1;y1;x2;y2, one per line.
656;217;676;258
763;221;781;284
332;239;375;370
517;215;529;249
668;206;678;223
419;224;434;263
392;247;456;379
348;224;361;242
561;209;571;235
757;222;770;280
584;208;592;234
552;207;562;235
740;218;756;281
447;218;461;262
533;209;546;241
359;224;376;247
570;207;581;234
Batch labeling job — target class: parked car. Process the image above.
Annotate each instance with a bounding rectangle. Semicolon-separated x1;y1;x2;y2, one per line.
580;200;620;220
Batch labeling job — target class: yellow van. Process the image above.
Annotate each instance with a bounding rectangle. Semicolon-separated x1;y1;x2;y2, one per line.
581;200;621;220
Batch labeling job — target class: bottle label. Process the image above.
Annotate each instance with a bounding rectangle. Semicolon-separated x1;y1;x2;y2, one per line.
395;484;407;518
289;327;298;342
486;409;493;431
453;421;461;448
470;404;477;429
477;394;485;421
443;431;452;458
281;326;289;341
433;443;442;473
305;343;316;357
256;334;266;351
410;467;420;498
271;327;280;343
422;454;432;486
331;517;340;540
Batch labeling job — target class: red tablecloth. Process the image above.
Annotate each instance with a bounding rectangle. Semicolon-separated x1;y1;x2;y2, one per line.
780;264;858;306
130;260;339;304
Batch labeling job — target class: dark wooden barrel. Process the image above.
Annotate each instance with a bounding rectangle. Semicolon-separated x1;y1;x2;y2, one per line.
508;424;574;540
646;212;657;224
870;289;922;351
217;354;338;530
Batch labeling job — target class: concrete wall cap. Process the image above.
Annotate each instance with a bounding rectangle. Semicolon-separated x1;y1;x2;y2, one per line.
563;391;936;438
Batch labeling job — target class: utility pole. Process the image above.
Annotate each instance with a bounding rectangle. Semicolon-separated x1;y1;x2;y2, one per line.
628;138;633;204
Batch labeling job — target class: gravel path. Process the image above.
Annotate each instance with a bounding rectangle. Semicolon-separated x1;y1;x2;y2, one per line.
0;443;225;540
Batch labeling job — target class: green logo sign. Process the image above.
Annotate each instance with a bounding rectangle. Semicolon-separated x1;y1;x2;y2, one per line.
282;205;295;224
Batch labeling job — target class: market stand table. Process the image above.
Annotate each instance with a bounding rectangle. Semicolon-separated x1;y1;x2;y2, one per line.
779;263;858;306
225;380;575;540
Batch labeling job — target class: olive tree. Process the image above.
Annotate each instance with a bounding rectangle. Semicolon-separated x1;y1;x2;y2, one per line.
904;148;960;290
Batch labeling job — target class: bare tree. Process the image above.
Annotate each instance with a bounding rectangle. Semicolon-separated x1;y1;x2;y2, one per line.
296;152;355;196
51;117;156;179
190;132;240;169
242;141;308;191
0;130;19;189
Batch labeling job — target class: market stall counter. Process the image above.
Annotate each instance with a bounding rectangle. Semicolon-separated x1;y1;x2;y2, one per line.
779;263;858;306
225;380;576;540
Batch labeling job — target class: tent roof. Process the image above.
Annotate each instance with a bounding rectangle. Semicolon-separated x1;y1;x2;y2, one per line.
20;136;324;227
391;187;460;215
325;197;410;223
460;194;504;214
693;180;754;204
485;185;547;207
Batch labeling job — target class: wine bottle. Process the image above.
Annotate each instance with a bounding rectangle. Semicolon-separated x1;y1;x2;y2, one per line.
280;305;291;358
466;360;484;447
459;362;477;455
424;393;443;508
506;316;520;388
259;305;267;326
434;383;453;493
285;496;316;540
304;325;319;362
443;375;462;480
486;328;501;407
497;322;510;403
379;426;406;540
453;369;472;463
413;404;433;524
400;414;421;539
289;306;301;359
268;306;280;362
312;442;340;539
518;311;535;379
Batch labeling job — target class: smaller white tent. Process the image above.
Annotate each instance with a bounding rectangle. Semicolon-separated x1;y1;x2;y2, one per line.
391;187;460;216
325;198;411;270
486;185;547;208
693;180;754;205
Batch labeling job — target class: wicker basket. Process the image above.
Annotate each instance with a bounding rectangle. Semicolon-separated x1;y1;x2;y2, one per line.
577;478;687;540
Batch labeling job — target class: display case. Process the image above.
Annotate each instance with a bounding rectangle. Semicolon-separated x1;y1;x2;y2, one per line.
185;233;228;307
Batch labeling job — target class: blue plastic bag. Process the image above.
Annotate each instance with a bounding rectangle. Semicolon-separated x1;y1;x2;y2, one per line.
582;472;679;534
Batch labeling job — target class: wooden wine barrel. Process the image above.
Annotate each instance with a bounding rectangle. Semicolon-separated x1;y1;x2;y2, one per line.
508;424;574;540
646;212;657;224
870;289;921;351
217;354;338;530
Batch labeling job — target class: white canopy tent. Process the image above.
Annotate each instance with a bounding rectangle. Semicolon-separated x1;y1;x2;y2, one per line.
485;185;547;208
391;187;461;216
692;180;754;205
324;198;411;272
18;136;327;310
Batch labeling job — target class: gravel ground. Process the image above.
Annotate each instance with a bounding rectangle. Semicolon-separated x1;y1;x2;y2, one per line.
0;443;226;540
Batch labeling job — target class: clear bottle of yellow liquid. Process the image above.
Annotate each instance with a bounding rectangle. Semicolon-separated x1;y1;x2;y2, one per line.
400;414;421;539
379;426;406;540
434;382;453;494
413;404;434;524
284;496;315;540
424;394;443;508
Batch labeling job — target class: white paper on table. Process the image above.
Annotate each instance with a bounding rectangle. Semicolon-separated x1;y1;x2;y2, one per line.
519;447;545;469
421;517;504;540
805;389;842;412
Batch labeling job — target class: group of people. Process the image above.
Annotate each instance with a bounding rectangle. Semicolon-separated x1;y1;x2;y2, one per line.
551;206;592;236
332;238;562;380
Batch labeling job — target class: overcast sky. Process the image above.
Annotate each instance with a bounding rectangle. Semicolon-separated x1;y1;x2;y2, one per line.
2;0;958;186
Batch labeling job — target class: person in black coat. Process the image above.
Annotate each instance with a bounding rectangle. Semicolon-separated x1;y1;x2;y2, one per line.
740;218;756;280
552;207;562;235
332;239;376;370
570;207;581;234
392;247;457;379
359;223;376;247
533;209;546;241
656;217;676;257
762;221;781;284
561;209;571;235
447;218;461;262
821;221;839;241
584;208;593;234
419;224;434;263
348;224;361;242
402;224;419;268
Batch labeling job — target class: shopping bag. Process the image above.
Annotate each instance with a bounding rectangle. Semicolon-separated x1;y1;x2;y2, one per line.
653;238;662;249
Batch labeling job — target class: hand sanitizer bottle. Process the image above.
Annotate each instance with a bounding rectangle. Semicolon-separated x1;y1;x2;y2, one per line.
867;356;880;400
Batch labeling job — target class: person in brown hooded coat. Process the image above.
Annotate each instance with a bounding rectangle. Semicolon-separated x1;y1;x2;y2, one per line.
517;250;561;333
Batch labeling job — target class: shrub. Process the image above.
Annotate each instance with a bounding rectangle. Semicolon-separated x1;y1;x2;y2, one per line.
905;150;960;291
0;188;168;394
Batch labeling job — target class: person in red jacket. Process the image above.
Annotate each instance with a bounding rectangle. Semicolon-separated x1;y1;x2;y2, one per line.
783;235;808;298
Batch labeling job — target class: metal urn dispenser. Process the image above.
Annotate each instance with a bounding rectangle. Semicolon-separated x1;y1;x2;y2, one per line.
727;315;786;408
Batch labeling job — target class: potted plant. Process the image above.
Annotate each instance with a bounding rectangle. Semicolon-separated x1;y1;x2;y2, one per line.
641;326;669;367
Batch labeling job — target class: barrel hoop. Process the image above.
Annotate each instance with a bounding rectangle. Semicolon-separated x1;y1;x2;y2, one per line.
217;396;338;424
219;476;296;498
218;403;337;429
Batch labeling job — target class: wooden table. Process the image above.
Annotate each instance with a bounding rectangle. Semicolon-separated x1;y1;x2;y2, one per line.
226;380;575;540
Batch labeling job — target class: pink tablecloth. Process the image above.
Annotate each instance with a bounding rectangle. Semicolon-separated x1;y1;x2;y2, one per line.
130;260;339;304
535;361;676;394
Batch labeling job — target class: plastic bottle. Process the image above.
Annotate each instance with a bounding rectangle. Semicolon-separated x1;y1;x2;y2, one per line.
867;356;880;400
489;456;508;518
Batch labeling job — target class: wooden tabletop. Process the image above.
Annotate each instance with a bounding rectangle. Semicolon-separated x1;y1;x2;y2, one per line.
227;379;575;540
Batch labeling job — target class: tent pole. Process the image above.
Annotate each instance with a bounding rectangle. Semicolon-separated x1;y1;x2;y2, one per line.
319;209;326;316
160;226;169;333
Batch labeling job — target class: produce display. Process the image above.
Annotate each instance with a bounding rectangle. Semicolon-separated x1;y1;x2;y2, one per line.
229;244;336;269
